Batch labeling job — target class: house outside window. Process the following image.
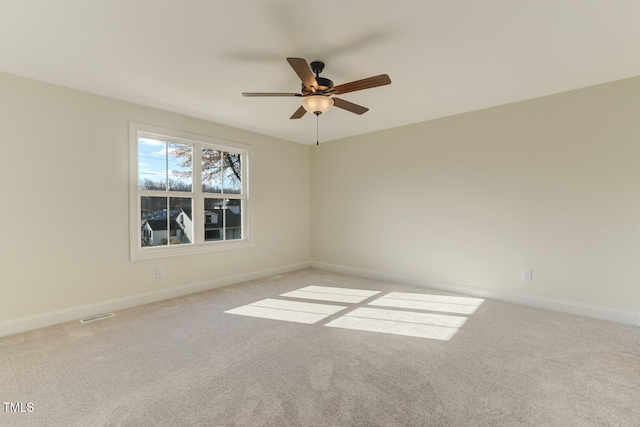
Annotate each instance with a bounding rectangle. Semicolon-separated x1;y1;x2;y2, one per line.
130;123;251;260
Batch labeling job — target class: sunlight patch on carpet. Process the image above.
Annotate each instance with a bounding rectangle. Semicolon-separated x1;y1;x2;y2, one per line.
368;292;485;314
224;287;484;340
281;285;380;304
325;307;466;340
224;298;347;324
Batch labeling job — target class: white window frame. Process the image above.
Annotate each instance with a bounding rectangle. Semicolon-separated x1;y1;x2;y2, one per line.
129;122;252;261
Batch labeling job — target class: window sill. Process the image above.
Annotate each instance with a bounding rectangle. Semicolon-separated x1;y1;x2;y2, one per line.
130;239;253;261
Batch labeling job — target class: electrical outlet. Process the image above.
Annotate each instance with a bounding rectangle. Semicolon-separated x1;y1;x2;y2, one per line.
521;269;532;281
155;268;165;278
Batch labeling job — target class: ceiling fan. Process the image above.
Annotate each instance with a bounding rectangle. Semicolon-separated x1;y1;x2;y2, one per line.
242;57;391;119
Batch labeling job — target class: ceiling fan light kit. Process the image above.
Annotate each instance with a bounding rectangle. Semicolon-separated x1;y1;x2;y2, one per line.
302;95;334;115
242;57;391;143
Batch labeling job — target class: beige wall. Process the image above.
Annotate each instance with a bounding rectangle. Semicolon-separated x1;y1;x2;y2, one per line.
311;76;640;314
0;71;310;325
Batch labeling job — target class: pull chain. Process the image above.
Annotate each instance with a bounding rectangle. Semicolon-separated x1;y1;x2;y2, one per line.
316;113;319;145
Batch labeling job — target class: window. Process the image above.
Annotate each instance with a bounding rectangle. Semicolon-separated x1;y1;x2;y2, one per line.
130;123;251;260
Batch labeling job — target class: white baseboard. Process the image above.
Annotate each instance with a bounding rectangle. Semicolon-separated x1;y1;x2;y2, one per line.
311;261;640;327
0;262;311;338
4;260;637;338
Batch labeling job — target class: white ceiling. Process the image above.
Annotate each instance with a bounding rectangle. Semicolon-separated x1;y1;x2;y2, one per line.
1;1;640;145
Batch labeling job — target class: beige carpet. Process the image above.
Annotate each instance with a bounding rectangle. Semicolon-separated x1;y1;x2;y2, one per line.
1;268;639;426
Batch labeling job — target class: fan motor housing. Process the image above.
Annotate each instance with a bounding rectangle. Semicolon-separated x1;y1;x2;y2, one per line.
302;77;334;94
300;60;333;94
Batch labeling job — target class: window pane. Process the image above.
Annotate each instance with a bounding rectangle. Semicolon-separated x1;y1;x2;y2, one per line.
141;196;169;246
202;148;222;193
204;198;224;241
223;152;242;194
225;198;242;240
169;197;193;245
168;144;192;192
138;138;167;190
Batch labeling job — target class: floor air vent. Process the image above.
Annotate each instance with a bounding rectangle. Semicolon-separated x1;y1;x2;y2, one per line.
80;313;116;324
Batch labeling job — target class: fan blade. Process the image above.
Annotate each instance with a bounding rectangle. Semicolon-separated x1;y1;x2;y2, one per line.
290;106;307;119
242;92;301;97
330;74;391;95
287;57;319;91
332;97;369;115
